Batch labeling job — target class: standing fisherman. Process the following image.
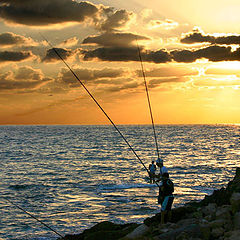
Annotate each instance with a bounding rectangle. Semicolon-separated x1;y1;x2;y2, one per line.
159;172;174;224
156;158;168;179
149;161;156;183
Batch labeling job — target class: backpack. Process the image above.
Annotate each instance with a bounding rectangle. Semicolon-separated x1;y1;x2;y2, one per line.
166;179;174;194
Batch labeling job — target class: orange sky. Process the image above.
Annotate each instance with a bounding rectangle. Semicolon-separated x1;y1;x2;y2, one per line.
0;0;240;125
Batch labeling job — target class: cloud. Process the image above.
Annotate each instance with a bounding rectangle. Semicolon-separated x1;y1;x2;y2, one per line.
148;77;188;88
171;45;236;62
106;81;139;93
181;30;240;45
0;0;99;26
58;67;125;85
0;0;134;32
82;47;171;63
82;44;240;63
15;66;44;81
82;32;149;47
136;66;198;77
0;66;51;90
99;9;135;31
193;77;240;87
0;32;37;47
0;50;34;62
58;37;79;47
42;48;76;62
147;19;179;31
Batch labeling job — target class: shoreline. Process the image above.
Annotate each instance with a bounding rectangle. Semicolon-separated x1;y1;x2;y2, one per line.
59;167;240;240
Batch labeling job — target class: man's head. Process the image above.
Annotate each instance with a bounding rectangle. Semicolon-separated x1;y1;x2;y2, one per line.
157;158;163;167
162;172;169;179
152;161;154;164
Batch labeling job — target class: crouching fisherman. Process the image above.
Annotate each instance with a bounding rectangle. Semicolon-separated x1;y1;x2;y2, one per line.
149;161;156;183
158;172;174;224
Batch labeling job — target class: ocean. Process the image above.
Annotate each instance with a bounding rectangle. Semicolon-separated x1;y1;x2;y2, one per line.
0;124;239;239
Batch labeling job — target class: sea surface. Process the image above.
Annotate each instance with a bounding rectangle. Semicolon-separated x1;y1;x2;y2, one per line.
0;124;239;240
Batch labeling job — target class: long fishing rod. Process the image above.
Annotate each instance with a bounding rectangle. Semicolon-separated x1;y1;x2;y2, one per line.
2;197;64;238
136;38;161;161
40;33;158;186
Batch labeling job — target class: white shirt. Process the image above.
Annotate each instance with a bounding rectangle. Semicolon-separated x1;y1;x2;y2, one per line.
159;166;168;176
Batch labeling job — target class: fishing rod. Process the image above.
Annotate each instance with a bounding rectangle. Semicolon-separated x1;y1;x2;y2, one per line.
136;37;161;161
2;197;64;238
40;33;159;186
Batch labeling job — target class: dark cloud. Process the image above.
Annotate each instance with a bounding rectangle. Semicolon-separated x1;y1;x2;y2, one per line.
181;31;240;45
15;66;44;81
42;48;74;62
0;0;99;26
0;0;134;31
0;50;33;62
0;32;34;46
171;50;197;63
82;45;240;63
194;45;232;62
172;46;235;62
0;66;51;90
99;9;134;31
59;67;125;85
143;49;172;63
82;47;171;63
82;32;149;47
83;46;140;62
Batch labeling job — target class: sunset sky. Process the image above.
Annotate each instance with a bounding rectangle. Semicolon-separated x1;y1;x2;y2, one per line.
1;0;240;124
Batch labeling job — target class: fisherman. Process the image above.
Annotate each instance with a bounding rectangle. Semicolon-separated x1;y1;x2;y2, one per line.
156;158;168;180
148;160;156;183
159;172;174;224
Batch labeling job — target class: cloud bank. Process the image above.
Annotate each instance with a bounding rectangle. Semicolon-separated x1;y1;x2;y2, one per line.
181;31;240;45
81;45;240;63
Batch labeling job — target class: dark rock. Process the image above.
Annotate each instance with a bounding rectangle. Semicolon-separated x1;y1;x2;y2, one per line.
155;224;206;240
59;221;138;240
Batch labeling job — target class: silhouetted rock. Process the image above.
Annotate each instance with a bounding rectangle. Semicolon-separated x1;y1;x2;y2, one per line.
60;221;138;240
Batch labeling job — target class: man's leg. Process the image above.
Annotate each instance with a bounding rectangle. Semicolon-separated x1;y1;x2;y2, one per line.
161;211;166;224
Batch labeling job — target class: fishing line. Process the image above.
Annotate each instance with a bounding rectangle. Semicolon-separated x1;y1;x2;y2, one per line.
2;197;64;238
40;33;158;186
136;37;161;161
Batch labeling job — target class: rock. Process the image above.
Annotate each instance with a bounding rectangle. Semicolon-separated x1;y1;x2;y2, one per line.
192;210;203;219
60;221;138;240
224;230;240;240
216;205;232;221
176;218;199;227
202;203;217;216
155;224;210;240
209;219;225;229
233;211;240;230
200;224;211;240
122;224;149;240
230;192;240;214
211;227;224;238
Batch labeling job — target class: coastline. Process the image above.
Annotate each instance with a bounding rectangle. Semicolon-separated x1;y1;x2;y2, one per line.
59;167;240;240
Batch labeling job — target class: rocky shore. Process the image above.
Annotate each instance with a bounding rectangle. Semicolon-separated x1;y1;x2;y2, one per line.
60;167;240;240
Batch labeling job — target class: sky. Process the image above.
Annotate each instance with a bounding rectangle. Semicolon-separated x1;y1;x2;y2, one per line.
0;0;240;125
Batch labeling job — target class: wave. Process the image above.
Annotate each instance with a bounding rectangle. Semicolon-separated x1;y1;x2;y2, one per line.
99;183;157;190
8;183;44;190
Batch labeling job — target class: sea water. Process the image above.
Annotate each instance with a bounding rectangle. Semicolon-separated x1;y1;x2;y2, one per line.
0;124;239;239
